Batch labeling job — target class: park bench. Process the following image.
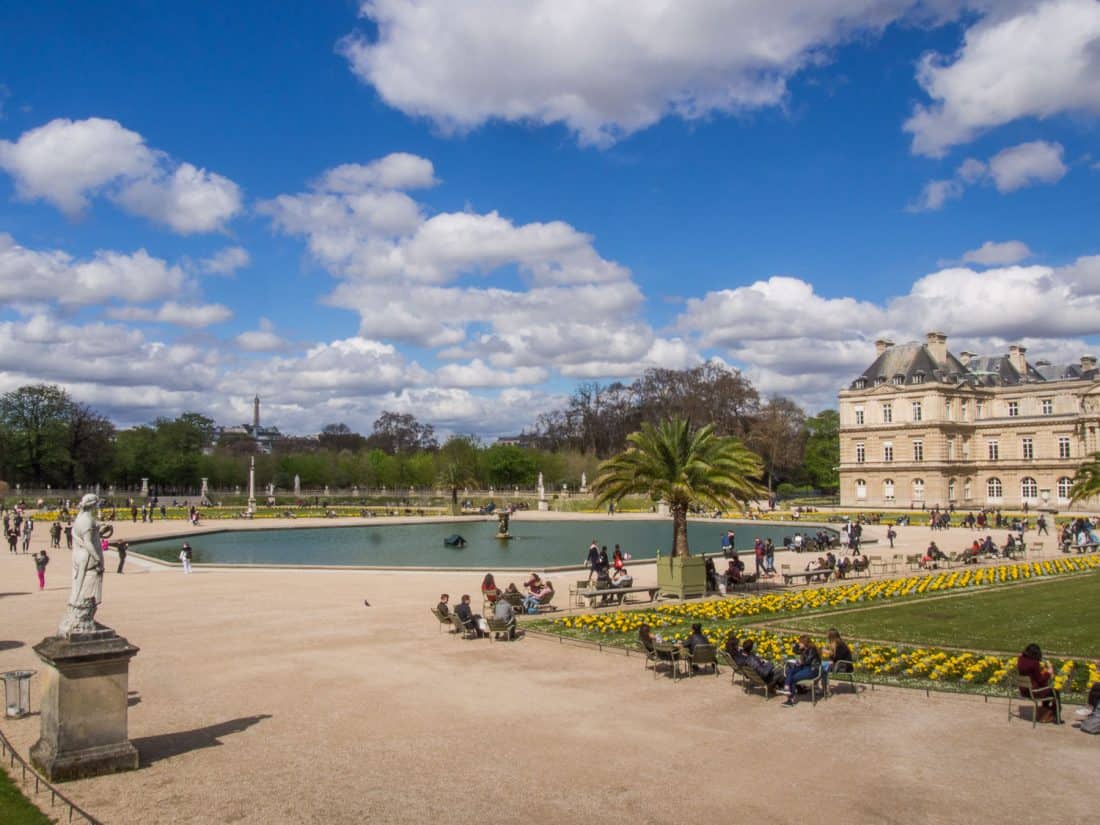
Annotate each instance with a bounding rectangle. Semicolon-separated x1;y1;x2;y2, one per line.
577;585;660;607
781;569;831;586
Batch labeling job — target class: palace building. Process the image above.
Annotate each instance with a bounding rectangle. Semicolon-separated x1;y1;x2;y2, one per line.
838;332;1100;510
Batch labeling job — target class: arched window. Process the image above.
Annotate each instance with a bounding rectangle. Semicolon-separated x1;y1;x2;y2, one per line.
855;479;867;500
947;478;957;500
963;478;972;500
912;478;924;501
987;477;1003;500
1057;477;1072;502
1021;477;1038;500
883;479;895;501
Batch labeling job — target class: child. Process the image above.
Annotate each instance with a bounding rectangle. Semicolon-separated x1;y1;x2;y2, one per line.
33;550;49;590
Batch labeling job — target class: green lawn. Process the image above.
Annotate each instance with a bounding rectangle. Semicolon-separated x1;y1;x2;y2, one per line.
0;766;54;825
776;572;1100;657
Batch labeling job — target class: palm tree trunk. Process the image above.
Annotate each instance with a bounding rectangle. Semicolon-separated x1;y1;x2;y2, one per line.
451;486;460;516
671;504;690;557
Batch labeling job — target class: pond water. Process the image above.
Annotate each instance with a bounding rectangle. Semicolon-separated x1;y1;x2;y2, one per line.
132;519;833;570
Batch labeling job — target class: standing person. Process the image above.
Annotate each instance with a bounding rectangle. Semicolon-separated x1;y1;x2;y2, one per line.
21;517;33;553
50;521;61;548
612;545;625;572
179;542;193;574
886;525;896;549
7;528;18;554
754;539;765;577
131;504;138;523
1036;514;1048;536
115;540;128;574
64;523;73;550
585;540;600;582
33;550;49;590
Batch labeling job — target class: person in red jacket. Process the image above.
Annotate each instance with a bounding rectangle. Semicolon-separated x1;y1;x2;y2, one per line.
1017;643;1062;724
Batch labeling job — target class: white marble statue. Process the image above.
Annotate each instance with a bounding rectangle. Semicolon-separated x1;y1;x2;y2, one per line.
537;472;545;499
58;494;106;637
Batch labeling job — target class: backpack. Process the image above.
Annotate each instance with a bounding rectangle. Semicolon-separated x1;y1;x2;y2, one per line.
1081;708;1100;735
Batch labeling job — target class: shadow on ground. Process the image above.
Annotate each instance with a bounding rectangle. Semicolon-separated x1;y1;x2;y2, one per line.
0;640;25;651
132;714;272;767
0;592;31;599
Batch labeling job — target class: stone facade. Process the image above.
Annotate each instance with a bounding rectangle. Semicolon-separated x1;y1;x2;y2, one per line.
839;333;1100;510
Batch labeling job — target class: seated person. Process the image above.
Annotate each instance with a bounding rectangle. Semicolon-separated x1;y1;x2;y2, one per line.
704;555;719;591
850;555;870;573
823;628;853;674
783;635;822;706
980;535;998;556
1017;643;1062;723
481;573;502;603
524;572;544;595
683;623;709;654
824;551;837;569
836;557;851;579
522;580;554;613
638;624;675;665
493;597;517;640
436;593;450;617
594;567;615;605
740;639;783;687
453;594;484;637
504;582;521;598
723;634;748;665
611;566;634;589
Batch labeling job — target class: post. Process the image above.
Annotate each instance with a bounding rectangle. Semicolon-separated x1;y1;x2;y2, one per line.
247;457;256;515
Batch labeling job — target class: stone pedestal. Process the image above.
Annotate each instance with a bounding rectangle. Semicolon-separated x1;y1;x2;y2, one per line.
30;626;140;782
537;499;549;511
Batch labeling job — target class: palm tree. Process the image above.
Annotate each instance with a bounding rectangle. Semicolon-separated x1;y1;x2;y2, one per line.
1069;453;1100;504
438;462;477;516
592;419;765;557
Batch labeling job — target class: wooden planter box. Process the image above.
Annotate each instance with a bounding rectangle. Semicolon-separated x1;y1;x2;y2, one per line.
655;552;707;600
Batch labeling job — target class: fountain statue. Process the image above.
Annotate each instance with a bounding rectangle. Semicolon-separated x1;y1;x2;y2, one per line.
580;472;587;493
293;474;301;495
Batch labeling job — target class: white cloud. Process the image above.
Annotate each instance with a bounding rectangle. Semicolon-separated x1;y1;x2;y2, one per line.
434;359;548;388
340;0;968;146
0;233;185;306
911;141;1067;210
318;153;437;191
106;301;233;328
200;246;250;276
0;117;242;233
986;140;1067;192
234;318;290;352
960;240;1032;266
906;0;1100;156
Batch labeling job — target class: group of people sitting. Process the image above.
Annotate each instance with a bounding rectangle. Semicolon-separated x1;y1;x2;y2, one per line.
1060;518;1099;552
803;552;869;580
637;623;854;705
480;572;555;613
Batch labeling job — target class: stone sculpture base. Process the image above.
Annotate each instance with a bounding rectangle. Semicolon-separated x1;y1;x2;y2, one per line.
537;499;549;511
30;625;140;782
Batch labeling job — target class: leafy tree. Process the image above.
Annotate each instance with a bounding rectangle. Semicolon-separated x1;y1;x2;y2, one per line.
802;409;840;493
367;411;438;454
481;444;538;487
0;385;74;485
746;396;806;493
1070;454;1100;504
319;423;367;452
438;462;477;514
592;419;765;557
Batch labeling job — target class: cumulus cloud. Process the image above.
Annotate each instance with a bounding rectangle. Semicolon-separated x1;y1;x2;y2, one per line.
906;0;1100;156
0;233;185;306
960;240;1032;266
910;141;1067;210
234;318;291;352
0;117;242;233
200;246;250;276
339;0;969;146
106;301;233;328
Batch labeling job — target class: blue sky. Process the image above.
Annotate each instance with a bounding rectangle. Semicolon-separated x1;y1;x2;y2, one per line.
1;1;1098;436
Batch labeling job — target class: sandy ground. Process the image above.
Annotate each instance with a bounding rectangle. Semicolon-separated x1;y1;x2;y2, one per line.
0;514;1094;825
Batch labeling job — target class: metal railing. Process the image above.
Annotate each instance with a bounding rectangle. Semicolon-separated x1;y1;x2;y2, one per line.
0;727;102;824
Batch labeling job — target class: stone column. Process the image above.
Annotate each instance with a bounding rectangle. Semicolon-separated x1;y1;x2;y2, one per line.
30;629;140;781
247;457;256;515
140;478;148;497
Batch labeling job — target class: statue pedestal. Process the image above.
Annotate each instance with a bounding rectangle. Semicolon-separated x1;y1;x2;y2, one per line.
30;626;140;782
537;499;549;511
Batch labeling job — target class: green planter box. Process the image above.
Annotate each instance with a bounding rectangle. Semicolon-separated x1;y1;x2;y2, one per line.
655;552;707;600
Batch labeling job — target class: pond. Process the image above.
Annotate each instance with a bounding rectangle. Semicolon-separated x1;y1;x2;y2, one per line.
132;518;833;570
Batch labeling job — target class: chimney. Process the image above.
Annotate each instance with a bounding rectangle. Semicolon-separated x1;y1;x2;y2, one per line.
925;331;947;364
959;351;976;367
1082;355;1097;372
874;338;895;355
1007;344;1027;374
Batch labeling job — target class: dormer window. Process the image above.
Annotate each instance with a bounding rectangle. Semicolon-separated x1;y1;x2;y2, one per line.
912;372;925;385
892;374;905;385
874;377;886;386
853;379;867;390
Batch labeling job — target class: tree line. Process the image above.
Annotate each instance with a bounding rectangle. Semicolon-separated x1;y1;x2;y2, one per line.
0;368;839;495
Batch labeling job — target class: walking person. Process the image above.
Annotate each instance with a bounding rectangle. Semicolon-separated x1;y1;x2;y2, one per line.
1036;514;1049;536
179;541;193;574
585;540;600;582
33;549;49;590
6;528;17;554
21;517;33;553
50;521;61;548
886;526;896;549
115;540;128;574
64;523;73;549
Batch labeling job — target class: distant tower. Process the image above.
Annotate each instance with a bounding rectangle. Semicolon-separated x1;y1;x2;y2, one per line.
253;395;260;431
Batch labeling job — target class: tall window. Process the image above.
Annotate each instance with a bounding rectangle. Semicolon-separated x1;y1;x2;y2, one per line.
964;478;972;500
1008;401;1019;417
1021;477;1038;499
855;443;865;464
883;479;895;501
1058;477;1072;502
962;438;970;460
1042;399;1053;415
947;479;957;500
883;443;894;463
987;477;1003;499
1059;437;1071;459
976;401;984;419
856;479;867;500
911;401;922;422
960;400;969;421
854;406;864;425
913;440;924;462
1021;438;1033;460
987;440;999;461
946;437;955;460
912;478;924;501
882;403;892;423
944;399;953;419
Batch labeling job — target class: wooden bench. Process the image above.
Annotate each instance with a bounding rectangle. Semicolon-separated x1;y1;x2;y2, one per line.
577;585;660;607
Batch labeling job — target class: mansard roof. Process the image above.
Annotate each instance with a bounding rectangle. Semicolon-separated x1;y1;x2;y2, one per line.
853;342;968;388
